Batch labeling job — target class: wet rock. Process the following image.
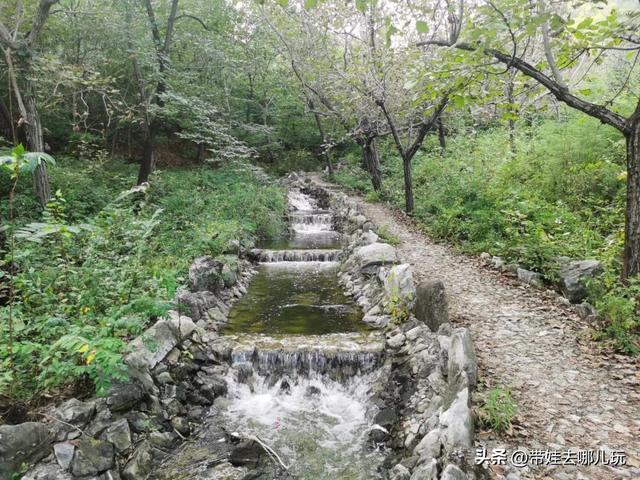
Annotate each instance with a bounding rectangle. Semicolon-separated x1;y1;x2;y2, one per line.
559;260;603;303
447;329;477;387
353;243;399;276
70;439;114;477
414;280;448;332
122;441;153;480
305;385;321;397
188;256;224;292
229;440;268;468
517;268;543;288
149;431;178;449
0;422;51;479
102;418;132;453
53;442;74;470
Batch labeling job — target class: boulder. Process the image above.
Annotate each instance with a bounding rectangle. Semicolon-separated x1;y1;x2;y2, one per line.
559;260;603;303
414;280;448;332
102;419;132;453
517;268;543;288
409;459;438;480
174;288;220;322
447;329;477;387
53;442;74;470
0;422;51;479
389;464;411;480
69;439;114;477
383;264;416;306
413;429;441;463
188;256;224;292
229;440;268;468
441;464;468;480
122;441;153;480
20;462;72;480
107;382;144;412
439;389;473;451
353;243;399;276
55;398;96;426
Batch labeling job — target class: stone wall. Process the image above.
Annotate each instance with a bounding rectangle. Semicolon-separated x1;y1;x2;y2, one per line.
312;182;481;480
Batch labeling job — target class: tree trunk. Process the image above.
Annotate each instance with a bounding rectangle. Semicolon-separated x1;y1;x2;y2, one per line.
197;143;206;163
23;79;50;206
438;118;446;151
137;122;156;185
403;156;414;214
623;120;640;279
362;137;382;191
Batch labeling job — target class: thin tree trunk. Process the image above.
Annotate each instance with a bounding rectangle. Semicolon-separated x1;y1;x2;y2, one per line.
362;137;382;192
402;156;414;214
310;106;333;176
623;119;640;278
137;122;156;184
197;142;206;163
438;118;446;151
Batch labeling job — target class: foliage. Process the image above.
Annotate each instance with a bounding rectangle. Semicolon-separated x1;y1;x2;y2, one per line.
0;159;286;400
476;386;518;433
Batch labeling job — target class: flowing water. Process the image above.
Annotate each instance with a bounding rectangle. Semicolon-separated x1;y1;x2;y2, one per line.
209;189;384;478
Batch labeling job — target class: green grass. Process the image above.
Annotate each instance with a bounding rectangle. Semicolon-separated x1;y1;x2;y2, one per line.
0;157;286;401
476;386;518;433
332;112;638;353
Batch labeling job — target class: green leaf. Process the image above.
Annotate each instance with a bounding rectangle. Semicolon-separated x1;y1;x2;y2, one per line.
355;0;367;12
304;0;317;8
416;20;429;34
276;0;289;6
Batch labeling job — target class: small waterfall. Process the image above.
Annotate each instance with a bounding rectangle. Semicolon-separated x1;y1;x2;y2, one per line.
250;248;342;262
288;189;317;211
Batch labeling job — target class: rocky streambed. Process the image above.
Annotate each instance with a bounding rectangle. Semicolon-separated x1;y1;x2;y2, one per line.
5;174;480;480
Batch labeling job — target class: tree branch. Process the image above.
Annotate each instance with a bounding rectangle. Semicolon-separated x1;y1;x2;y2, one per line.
175;14;208;31
27;0;59;46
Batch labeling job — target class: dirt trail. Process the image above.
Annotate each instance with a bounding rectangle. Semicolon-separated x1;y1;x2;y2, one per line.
316;178;640;480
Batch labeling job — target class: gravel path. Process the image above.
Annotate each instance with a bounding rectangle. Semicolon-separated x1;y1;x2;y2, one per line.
316;178;640;480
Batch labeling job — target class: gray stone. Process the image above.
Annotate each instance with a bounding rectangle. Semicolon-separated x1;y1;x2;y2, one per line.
21;462;72;480
55;398;96;426
441;464;468;480
149;431;178;449
414;280;448;332
409;459;438;480
353;243;399;275
103;419;132;453
107;382;144;412
0;422;51;479
156;371;174;385
126;312;196;372
559;260;603;303
387;333;406;349
447;329;477;387
125;412;151;434
174;288;220;322
70;439;114;477
188;256;224;292
122;441;153;480
439;389;473;451
54;442;75;470
170;416;190;436
389;464;411;480
517;268;543;288
576;302;598;320
413;429;441;462
491;256;505;269
361;230;379;245
383;264;416;306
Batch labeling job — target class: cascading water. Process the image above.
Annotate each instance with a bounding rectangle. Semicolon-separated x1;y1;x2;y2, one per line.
156;188;386;479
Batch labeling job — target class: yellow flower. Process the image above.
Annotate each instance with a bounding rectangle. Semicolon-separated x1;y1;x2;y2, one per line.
86;350;97;365
78;344;90;354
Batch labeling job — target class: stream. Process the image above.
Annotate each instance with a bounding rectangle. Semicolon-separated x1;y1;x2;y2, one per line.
153;188;386;479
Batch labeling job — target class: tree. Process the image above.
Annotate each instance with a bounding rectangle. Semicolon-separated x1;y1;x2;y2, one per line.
0;0;59;205
419;0;640;278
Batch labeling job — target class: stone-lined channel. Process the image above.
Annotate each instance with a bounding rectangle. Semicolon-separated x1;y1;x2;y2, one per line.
152;187;386;479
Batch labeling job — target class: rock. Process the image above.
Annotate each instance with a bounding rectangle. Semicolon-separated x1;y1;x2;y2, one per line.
188;256;224;292
353;243;399;276
559;260;603;303
229;440;268;468
21;462;72;480
414;280;448;332
0;422;51;479
54;442;75;470
122;441;153;480
102;419;132;453
361;230;379;245
480;252;491;262
439;389;473;451
576;302;598;320
170;416;190;437
221;264;238;288
55;398;96;426
413;429;441;462
125;412;151;434
174;288;220;322
389;464;411;480
383;264;416;306
441;464;468;480
126;313;197;372
70;439;115;477
107;382;144;412
156;371;174;385
517;268;543;288
305;386;321;397
387;333;406;349
149;431;178;449
447;329;477;387
409;459;438;480
491;256;504;269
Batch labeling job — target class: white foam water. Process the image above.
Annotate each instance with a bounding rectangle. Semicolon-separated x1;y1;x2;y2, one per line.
219;370;384;479
288;190;317;211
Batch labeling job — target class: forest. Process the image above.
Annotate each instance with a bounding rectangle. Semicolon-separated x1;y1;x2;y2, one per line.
0;0;639;478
